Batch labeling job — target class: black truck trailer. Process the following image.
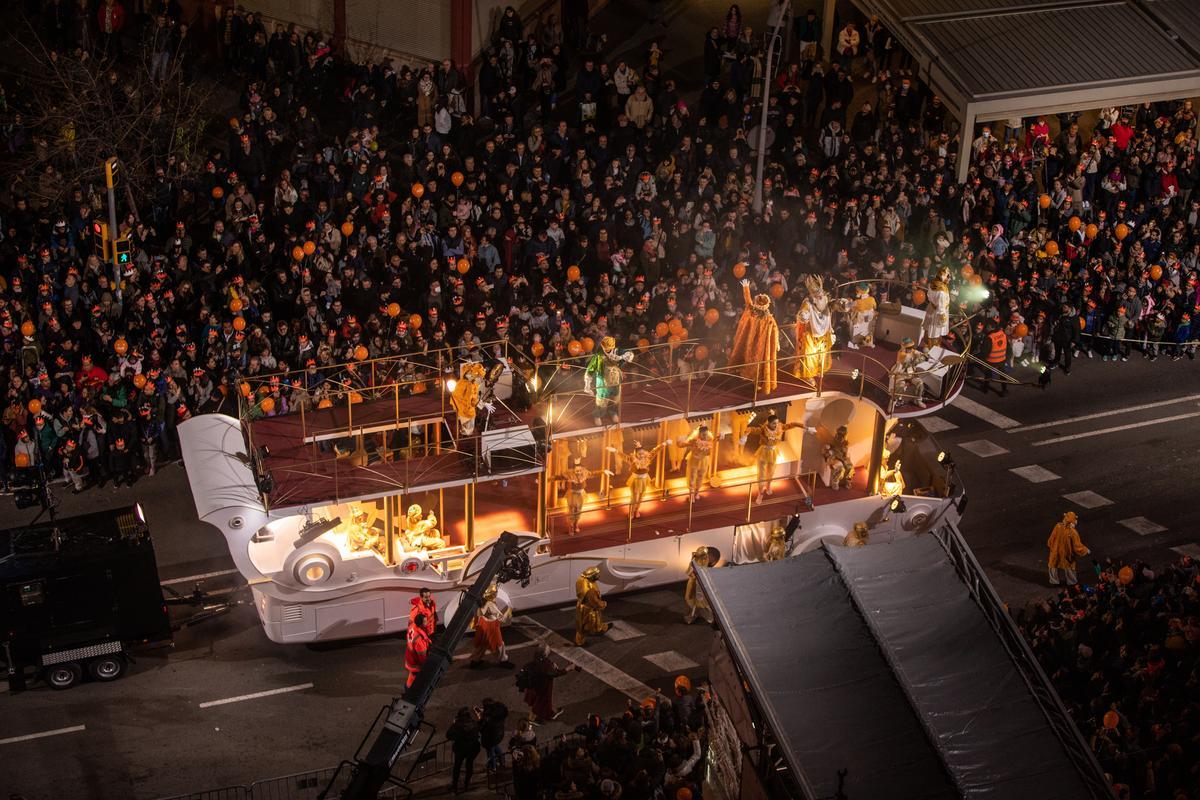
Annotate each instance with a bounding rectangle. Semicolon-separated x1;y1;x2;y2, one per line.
0;504;172;690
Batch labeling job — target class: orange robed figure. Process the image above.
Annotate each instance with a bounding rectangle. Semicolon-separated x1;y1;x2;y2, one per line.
728;279;780;394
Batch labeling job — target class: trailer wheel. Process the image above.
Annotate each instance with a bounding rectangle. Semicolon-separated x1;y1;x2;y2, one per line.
45;662;82;690
87;654;126;682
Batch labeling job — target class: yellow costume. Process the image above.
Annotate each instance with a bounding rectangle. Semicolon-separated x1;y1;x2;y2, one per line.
846;282;877;349
1047;512;1089;586
683;547;713;624
742;411;802;503
677;425;715;502
728;280;779;394
623;441;666;519
764;526;789;560
796;274;834;379
844;522;870;548
822;425;854;489
559;459;591;534
922;268;951;346
574;566;609;645
449;363;487;435
401;504;446;551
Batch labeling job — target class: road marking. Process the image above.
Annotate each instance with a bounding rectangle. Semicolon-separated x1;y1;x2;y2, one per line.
161;568;240;586
1009;465;1061;483
919;416;958;433
1062;491;1113;509
605;620;645;641
515;616;652;701
1117;517;1167;536
1032;411;1200;446
951;396;1021;429
198;682;313;708
1008;395;1200;433
644;651;699;672
958;439;1009;458
1172;544;1200;560
0;725;86;745
452;640;538;661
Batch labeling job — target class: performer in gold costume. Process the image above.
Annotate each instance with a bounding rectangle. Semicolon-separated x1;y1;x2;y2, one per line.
764;525;789;561
676;423;715;502
401;504;446;550
683;547;713;624
574;566;609;645
846;282;877;349
449;362;492;435
557;458;591;534
921;267;951;348
796;274;834;379
728;278;779;394
740;409;802;504
621;440;666;519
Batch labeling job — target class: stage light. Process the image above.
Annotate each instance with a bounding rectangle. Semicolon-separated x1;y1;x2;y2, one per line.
889;497;907;513
850;368;860;380
445;378;457;392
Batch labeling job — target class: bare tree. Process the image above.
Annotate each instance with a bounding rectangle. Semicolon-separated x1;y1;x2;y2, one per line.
0;16;212;211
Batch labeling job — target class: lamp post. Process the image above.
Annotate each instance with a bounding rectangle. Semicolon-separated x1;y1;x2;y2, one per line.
753;0;791;214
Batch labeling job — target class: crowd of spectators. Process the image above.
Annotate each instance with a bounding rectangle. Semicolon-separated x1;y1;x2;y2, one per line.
1018;556;1200;799
0;0;1198;503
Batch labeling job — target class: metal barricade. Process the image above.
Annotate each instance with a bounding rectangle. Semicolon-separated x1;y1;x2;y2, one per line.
155;787;249;800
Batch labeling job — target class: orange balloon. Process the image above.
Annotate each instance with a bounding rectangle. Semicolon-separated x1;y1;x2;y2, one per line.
1038;194;1051;209
1118;565;1134;585
456;257;470;274
636;337;650;350
969;274;983;286
387;302;401;318
409;314;422;330
676;789;694;800
531;342;545;357
1068;216;1081;232
768;282;785;299
1044;241;1060;257
13;452;30;468
676;327;688;340
732;262;746;279
292;245;306;261
239;381;252;398
114;338;128;355
341;221;355;237
233;316;246;331
354;345;369;361
704;308;720;325
911;288;927;306
1085;223;1098;240
303;240;316;256
133;373;147;389
1115;223;1130;241
20;321;34;337
260;397;275;414
960;264;974;278
211;186;225;200
567;340;584;356
566;265;581;282
1078;316;1086;331
451;171;464;187
1014;323;1029;338
230;298;244;313
317;398;333;409
411;182;425;198
1102;710;1120;730
1150;264;1163;280
668;333;682;345
655;322;669;337
27;398;42;415
668;318;683;335
582;336;595;353
694;345;709;360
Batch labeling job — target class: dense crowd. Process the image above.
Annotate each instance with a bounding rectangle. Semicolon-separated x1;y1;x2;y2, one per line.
439;674;705;799
1018;556;1200;799
0;0;1197;503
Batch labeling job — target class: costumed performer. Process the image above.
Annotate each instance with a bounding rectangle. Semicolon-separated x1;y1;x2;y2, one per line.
764;525;789;561
846;282;877;349
728;278;779;393
469;584;515;669
676;423;715;503
449;362;494;436
574;566;610;645
921;267;951;347
683;546;713;624
796;274;835;378
740;409;803;504
584;336;634;426
822;424;855;490
889;336;927;408
1047;511;1089;586
402;504;447;550
557;457;592;534
620;439;667;519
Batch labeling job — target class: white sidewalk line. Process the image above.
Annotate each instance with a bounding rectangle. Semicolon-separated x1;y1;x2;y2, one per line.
0;725;86;745
198;682;313;708
1008;395;1200;433
514;616;652;701
1032;411;1200;446
452;640;538;661
951;396;1021;429
160;568;240;585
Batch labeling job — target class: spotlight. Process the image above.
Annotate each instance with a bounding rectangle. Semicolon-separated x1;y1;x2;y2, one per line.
850;368;861;381
445;378;457;392
889;497;907;514
937;451;955;468
293;516;342;548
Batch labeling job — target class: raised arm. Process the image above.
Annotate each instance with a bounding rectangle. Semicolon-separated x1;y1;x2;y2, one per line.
741;278;752;308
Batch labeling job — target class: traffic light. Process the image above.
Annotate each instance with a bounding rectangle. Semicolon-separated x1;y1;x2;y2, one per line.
91;220;110;261
104;157;119;189
113;236;131;266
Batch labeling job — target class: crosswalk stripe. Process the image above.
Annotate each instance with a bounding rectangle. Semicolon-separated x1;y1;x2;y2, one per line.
951;396;1021;429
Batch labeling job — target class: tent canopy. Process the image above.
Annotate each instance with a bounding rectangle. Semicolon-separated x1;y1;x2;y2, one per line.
698;533;1113;799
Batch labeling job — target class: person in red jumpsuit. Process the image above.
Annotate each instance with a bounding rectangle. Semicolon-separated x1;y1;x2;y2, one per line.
405;613;431;688
410;587;437;635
